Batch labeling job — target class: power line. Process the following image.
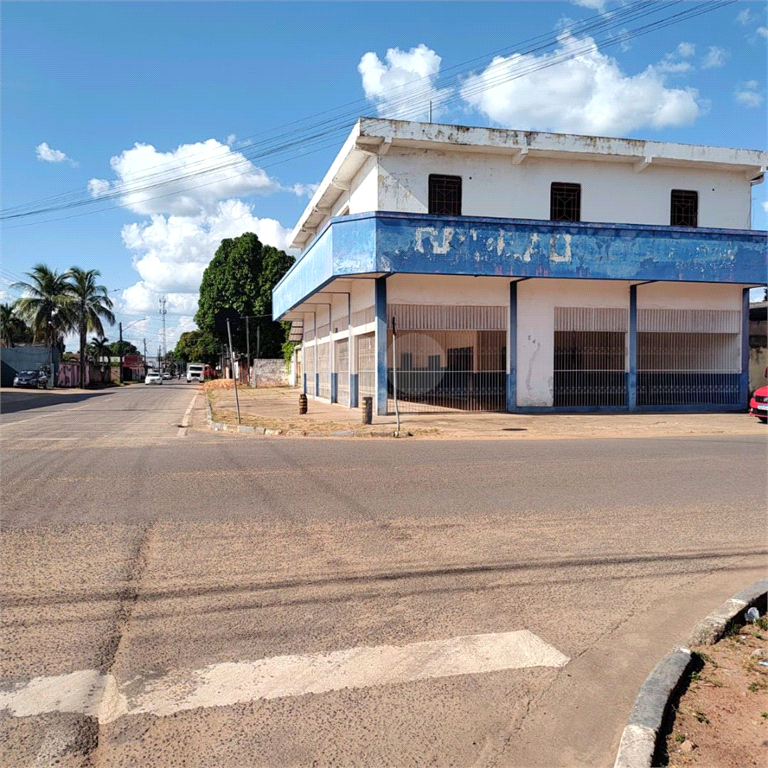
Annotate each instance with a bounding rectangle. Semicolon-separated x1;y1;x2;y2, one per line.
0;1;734;227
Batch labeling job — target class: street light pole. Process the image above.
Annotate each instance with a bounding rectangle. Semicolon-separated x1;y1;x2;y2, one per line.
119;322;123;385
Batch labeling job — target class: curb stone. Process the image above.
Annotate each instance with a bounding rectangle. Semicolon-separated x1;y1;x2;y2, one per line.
613;577;768;768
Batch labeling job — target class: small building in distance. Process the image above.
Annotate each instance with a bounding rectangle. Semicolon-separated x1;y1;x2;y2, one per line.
273;118;767;415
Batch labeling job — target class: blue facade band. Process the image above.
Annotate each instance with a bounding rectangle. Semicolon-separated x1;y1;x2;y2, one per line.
628;284;638;411
302;373;307;395
330;373;338;403
375;276;388;416
506;280;518;413
350;373;359;408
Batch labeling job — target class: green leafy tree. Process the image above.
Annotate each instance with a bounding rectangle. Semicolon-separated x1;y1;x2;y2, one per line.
108;340;140;357
0;302;34;347
68;268;115;387
12;264;74;349
195;232;294;359
173;330;217;366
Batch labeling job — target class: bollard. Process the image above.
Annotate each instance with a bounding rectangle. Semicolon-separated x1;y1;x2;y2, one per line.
362;396;372;425
298;393;308;414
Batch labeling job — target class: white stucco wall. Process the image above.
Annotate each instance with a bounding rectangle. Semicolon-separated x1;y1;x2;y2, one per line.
386;274;509;306
637;281;743;310
372;147;751;230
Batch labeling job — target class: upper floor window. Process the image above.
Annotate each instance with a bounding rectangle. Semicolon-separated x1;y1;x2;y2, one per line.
429;174;462;216
670;190;698;227
550;182;581;222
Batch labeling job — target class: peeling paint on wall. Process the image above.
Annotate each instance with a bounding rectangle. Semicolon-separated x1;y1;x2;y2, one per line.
274;212;766;319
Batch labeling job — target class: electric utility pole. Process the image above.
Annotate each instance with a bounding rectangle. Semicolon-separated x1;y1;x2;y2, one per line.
159;296;167;367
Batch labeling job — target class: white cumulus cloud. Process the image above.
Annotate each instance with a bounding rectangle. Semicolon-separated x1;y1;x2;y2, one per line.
36;142;77;166
88;139;282;216
358;44;452;120
460;32;703;135
735;81;764;107
736;7;753;24
118;198;293;319
677;42;696;57
701;46;728;68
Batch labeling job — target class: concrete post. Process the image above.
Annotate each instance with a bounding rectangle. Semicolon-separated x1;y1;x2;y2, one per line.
375;276;388;416
629;284;638;411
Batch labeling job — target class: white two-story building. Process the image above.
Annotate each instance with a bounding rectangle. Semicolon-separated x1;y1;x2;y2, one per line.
273;118;767;415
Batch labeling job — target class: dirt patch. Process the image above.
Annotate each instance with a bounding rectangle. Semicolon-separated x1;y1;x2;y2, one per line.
663;617;768;767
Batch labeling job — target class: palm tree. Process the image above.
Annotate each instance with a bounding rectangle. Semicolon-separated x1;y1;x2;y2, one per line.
0;303;17;347
12;264;74;349
68;268;115;387
88;335;111;365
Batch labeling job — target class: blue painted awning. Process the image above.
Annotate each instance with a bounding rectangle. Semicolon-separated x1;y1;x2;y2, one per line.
274;212;767;318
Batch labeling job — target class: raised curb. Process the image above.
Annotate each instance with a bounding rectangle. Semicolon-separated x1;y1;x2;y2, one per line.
613;577;768;768
203;392;405;438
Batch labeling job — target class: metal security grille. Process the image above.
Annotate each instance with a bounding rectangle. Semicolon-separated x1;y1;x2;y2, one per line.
335;338;349;405
387;329;507;412
550;182;581;222
304;346;316;396
357;333;375;401
317;341;330;399
638;332;740;406
638;309;740;406
670;190;698;227
352;306;375;326
428;175;462;216
554;331;626;406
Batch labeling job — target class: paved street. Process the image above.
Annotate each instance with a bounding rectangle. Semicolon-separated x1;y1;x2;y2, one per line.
1;383;766;768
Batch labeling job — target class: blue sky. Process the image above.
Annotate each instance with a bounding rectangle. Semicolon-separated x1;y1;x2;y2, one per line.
2;0;766;351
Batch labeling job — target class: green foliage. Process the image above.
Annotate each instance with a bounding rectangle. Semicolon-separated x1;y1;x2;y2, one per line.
12;264;74;347
173;330;218;366
693;710;709;724
68;267;115;386
195;232;294;359
0;302;34;346
108;340;140;357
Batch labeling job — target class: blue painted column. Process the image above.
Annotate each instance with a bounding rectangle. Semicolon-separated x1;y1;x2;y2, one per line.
628;284;638;411
331;372;338;403
350;374;359;408
741;287;750;409
506;281;518;412
375;276;388;416
302;373;307;395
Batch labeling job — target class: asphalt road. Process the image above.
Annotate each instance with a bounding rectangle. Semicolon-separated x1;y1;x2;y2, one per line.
1;383;766;768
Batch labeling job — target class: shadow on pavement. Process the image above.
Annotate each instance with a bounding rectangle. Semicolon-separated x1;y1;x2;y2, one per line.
0;389;118;415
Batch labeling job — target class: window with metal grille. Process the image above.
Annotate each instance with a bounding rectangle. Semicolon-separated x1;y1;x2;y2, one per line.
428;175;462;216
550;182;581;222
670;190;698;227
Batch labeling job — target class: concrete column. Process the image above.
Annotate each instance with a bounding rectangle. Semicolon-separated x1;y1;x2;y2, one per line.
375;276;388;416
506;280;518;412
741;287;750;408
628;284;638;411
350;332;359;408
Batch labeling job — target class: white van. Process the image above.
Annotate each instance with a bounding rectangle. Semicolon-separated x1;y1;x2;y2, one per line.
186;363;205;383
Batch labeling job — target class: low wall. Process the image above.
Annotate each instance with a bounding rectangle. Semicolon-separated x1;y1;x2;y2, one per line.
250;359;288;387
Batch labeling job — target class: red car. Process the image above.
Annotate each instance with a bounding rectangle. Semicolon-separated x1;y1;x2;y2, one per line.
749;385;768;424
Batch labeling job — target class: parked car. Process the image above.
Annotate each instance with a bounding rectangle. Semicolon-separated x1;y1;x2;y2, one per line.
13;370;48;389
749;385;768;423
144;372;163;385
162;371;172;380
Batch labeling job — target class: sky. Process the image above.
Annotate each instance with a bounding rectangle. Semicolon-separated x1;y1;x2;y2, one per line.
2;0;767;354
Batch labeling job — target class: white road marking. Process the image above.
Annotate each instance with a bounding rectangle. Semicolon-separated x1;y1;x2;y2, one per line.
0;631;568;723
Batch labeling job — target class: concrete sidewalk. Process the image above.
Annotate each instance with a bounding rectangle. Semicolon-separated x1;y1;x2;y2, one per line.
202;383;765;440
